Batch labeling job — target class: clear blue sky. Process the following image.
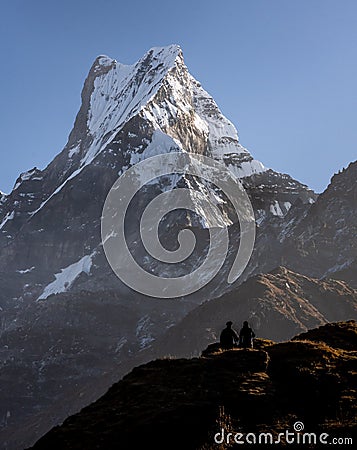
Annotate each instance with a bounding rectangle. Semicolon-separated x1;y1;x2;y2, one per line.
1;0;356;193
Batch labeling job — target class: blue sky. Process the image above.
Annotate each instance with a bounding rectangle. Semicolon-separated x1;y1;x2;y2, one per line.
0;0;356;193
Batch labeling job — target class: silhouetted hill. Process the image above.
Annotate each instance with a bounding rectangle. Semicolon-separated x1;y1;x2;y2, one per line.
293;320;357;351
31;321;357;450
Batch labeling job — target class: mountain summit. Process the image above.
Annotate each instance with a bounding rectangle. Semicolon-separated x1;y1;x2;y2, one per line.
1;46;355;450
0;45;314;305
65;44;265;180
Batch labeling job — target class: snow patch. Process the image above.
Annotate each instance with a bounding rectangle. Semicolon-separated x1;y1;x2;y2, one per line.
135;315;155;349
115;337;128;353
283;201;292;212
97;55;115;67
0;211;14;230
19;169;36;182
16;266;35;274
227;159;266;179
38;252;95;300
270;201;284;217
13;168;39;190
129;129;181;167
255;210;267;226
68;145;80;158
323;259;354;277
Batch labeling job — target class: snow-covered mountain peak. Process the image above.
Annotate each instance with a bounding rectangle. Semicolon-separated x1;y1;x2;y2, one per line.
0;44;319;313
77;45;185;164
62;43;259;177
93;44;181;72
0;44;317;244
139;44;182;63
95;55;117;68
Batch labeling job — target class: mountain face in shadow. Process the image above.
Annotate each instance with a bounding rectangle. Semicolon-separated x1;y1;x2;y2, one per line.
0;45;356;450
0;44;315;309
30;321;357;450
278;160;357;286
146;266;357;359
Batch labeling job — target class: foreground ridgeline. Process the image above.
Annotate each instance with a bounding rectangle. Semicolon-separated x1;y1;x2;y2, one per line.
30;321;357;450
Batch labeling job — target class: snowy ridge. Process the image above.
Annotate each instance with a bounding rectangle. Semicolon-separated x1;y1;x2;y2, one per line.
30;165;84;217
83;45;181;166
13;168;42;191
31;46;182;217
0;210;14;230
22;44;287;226
190;75;266;178
84;43;267;182
140;52;266;179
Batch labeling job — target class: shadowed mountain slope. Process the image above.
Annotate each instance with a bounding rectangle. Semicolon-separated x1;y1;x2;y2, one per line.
146;266;357;359
31;321;357;450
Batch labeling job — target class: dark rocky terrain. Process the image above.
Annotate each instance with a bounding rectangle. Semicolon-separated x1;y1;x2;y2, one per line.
30;321;357;450
0;45;356;449
145;266;357;359
279;160;357;284
1;266;356;449
0;291;195;449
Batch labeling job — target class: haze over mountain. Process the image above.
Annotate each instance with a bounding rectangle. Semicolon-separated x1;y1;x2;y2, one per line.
0;45;356;450
30;321;357;450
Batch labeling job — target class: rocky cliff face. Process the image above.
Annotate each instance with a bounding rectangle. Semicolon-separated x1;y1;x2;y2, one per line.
277;160;357;282
0;45;355;450
30;321;357;450
0;45;315;308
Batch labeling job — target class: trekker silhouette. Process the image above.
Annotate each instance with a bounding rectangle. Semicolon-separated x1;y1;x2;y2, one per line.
220;321;239;350
239;321;255;348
